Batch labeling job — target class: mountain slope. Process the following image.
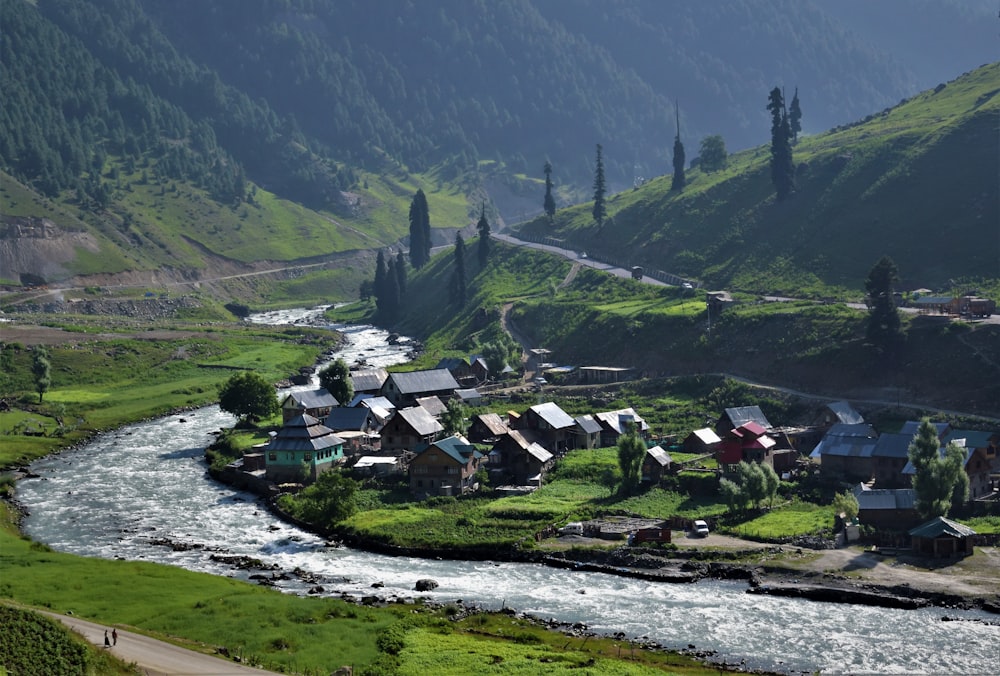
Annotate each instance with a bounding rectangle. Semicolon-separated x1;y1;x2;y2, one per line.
517;63;1000;292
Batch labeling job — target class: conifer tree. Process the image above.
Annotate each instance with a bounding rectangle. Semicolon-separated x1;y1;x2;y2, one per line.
394;251;407;295
789;87;802;144
592;144;606;228
451;233;467;305
408;189;430;268
543;161;556;221
671;102;686;191
767;87;794;200
32;346;51;403
374;249;387;301
383;256;400;320
476;204;491;267
908;419;969;519
864;255;903;355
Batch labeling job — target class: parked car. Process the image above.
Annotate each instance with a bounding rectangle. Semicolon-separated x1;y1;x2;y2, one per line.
559;522;584;536
692;519;710;537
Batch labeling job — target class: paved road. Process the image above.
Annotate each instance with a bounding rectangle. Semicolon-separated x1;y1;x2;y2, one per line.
41;611;282;676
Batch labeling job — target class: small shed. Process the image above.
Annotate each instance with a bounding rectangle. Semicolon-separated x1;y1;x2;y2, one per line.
908;516;976;558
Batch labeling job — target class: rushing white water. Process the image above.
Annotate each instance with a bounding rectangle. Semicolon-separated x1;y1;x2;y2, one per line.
17;311;999;675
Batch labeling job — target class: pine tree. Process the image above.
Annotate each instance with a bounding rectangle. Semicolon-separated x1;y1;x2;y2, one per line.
394;251;407;295
865;256;903;355
451;233;467;305
767;87;794;200
543;161;556;221
908;419;969;519
383;256;400;321
592;144;606;228
32;346;51;403
671;102;686;191
789;87;802;144
408;189;430;268
476;204;491;267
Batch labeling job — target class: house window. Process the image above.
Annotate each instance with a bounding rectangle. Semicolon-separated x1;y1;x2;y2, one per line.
268;453;276;461
305;453;312;461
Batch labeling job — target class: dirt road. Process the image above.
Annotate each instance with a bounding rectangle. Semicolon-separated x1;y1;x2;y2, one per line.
41;612;282;676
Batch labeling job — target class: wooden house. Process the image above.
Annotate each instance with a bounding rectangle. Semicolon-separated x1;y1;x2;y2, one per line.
280;388;339;423
809;423;879;482
903;445;994;501
409;435;483;498
908;517;975;558
642;445;672;483
494;429;554;486
350;368;388;395
813;401;864;429
683;428;722;456
594;408;650;447
380;369;459;407
870;433;915;488
853;484;919;531
716;422;775;470
715;406;772;437
379;406;443;454
324;406;382;453
468;413;508;444
414;395;447;418
264;414;344;483
572;414;603;450
515;402;576;455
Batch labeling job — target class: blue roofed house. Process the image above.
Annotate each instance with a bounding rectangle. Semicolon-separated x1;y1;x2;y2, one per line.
280;388;339;423
809;423;878;482
409;435;483;498
324;406;382;454
264;414;345;483
380;369;459;407
871;432;915;488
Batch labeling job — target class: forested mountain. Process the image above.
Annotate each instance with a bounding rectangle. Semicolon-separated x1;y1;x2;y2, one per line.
0;0;995;291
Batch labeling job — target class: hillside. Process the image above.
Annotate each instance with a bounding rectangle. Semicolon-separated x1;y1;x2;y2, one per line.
517;63;1000;293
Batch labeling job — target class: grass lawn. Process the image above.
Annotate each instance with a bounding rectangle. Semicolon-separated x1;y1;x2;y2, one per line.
723;500;834;540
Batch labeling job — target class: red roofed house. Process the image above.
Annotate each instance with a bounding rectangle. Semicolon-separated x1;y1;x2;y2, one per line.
716;421;776;471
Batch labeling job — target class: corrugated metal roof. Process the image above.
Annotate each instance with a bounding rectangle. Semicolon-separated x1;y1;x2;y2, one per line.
855;487;915;511
418;434;480;464
283;388;339;410
827;423;877;438
945;429;998;449
691;428;722;445
350;368;388;392
900;420;951;437
724;406;772;430
902;446;974;474
474;413;508;436
530;402;575;429
387;369;459;395
268;414;344;451
826;401;864;425
646;445;672;467
810;434;878;459
397;406;444;436
324;407;374;432
871;432;914;458
526;442;554;463
908;516;976;539
415;395;447;417
595;407;649;433
574;414;602;434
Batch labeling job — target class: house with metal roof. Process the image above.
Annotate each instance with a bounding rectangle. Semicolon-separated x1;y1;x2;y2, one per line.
409;435;483;498
900;420;951;438
516;402;576;454
871;433;915;488
717;421;777;470
380;368;459;406
379;405;444;454
279;388;340;423
683;427;722;455
264;414;345;483
902;443;994;500
642;445;672;483
852;483;918;531
324;406;382;453
468;412;509;443
572;414;602;450
594;407;650;447
490;429;554;486
809;424;878;482
349;368;388;395
715;406;772;436
814;401;865;428
908;516;976;557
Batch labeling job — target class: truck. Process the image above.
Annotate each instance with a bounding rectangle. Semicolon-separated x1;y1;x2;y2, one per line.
630;266;644;281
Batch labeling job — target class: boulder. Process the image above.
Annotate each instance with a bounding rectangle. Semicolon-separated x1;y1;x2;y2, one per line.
414;578;439;592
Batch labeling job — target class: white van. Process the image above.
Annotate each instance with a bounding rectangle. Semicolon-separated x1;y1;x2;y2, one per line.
559;522;584;536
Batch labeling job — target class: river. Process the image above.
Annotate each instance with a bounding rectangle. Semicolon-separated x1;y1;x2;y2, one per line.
17;311;999;675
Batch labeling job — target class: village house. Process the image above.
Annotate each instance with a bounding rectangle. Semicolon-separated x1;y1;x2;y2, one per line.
454;388;483;406
571;414;603;450
351;395;396;425
594;408;650;447
435;355;490;386
908;516;976;558
409;435;483;498
349;368;388;395
716;421;775;471
714;405;772;437
490;428;555;486
870;433;916;488
279;388;339;423
809;423;879;482
902;444;993;501
379;405;444;455
351;455;399;477
852;483;919;531
324;406;382;454
813;401;864;430
414;395;448;418
642;445;672;483
468;412;509;444
682;427;722;456
380;368;459;407
263;414;345;483
514;402;576;455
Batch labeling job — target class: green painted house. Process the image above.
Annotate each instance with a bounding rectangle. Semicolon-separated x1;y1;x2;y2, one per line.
264;413;345;483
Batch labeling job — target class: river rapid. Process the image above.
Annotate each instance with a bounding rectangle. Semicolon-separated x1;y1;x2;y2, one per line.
17;310;999;675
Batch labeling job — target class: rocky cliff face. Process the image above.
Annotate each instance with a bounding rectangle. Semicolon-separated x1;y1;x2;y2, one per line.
0;217;100;285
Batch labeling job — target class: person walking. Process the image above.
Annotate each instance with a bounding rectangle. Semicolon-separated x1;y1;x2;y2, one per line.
112;628;118;646
104;630;110;648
